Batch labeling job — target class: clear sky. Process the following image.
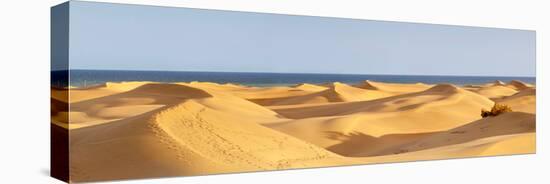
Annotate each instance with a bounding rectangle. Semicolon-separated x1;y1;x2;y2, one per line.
68;1;536;77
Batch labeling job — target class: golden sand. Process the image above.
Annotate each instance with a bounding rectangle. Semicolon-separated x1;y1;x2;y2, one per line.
51;80;536;182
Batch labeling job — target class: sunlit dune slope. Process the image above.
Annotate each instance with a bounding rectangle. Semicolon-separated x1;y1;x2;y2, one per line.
52;80;535;182
359;112;535;163
471;85;518;99
355;80;432;94
264;82;394;106
495;88;536;114
267;84;495;156
373;112;535;155
504;80;534;90
67;82;358;182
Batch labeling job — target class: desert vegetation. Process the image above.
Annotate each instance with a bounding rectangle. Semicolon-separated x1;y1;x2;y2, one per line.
481;103;513;118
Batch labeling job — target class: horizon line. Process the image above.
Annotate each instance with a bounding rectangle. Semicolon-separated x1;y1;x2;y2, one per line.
52;69;536;78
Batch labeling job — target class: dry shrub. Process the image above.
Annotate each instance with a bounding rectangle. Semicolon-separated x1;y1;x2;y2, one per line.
481;103;512;118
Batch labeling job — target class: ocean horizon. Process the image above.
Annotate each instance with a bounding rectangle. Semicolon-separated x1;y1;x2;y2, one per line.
51;69;536;88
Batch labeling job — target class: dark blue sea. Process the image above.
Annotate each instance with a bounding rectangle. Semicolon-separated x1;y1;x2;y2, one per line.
51;70;536;88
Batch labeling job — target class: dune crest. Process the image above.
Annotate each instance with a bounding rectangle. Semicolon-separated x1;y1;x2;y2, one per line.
424;83;460;93
267;83;499;157
293;83;328;91
493;80;506;86
495;88;536;113
327;82;391;102
153;100;355;168
69;92;358;182
57;80;535;182
272;83;493;119
374;112;535;155
356;80;431;93
506;80;533;90
267;82;393;106
471;85;518;99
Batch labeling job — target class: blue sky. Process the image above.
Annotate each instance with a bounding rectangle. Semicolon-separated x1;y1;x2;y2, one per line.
67;1;535;77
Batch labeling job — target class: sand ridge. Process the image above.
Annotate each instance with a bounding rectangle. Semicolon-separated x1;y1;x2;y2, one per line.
54;80;536;182
262;82;395;106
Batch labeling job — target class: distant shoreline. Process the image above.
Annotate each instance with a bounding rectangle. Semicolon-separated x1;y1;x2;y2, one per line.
52;70;536;88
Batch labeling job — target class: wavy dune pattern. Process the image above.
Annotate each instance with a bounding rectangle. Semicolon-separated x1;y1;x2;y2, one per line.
51;80;536;182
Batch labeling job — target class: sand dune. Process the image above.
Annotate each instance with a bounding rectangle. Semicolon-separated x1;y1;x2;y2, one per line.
359;132;535;164
55;80;536;182
293;83;329;91
356;111;535;163
267;84;497;156
51;87;69;103
495;88;536;113
505;80;534;90
372;112;535;155
185;82;322;106
270;84;493;119
64;83;213;129
356;80;432;94
471;85;518;99
493;80;506;86
67;82;150;103
263;82;394;106
183;81;246;91
68;85;357;182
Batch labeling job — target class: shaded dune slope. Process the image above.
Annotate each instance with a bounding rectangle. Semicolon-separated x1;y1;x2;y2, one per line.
56;80;535;182
471;85;518;99
264;82;393;106
271;84;494;119
359;112;535;163
267;84;496;157
68;84;357;182
373;112;535;155
505;80;534;90
65;83;213;128
355;80;432;94
495;88;536;114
